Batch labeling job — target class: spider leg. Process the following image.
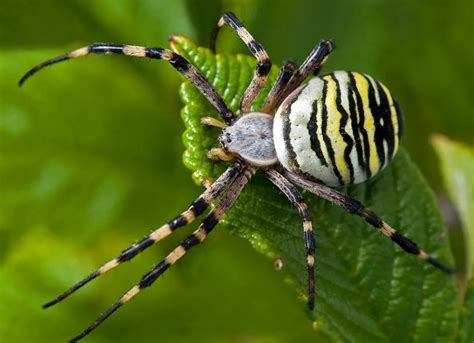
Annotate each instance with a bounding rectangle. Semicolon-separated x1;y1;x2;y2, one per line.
43;161;244;309
69;165;256;343
282;40;335;99
19;43;235;124
260;60;297;114
210;12;272;113
201;116;228;128
207;147;235;161
283;170;455;274
265;169;316;310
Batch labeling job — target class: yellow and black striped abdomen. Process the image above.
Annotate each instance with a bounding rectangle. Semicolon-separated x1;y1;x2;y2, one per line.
273;71;403;186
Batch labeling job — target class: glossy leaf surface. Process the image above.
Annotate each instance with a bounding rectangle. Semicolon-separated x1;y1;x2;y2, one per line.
173;37;458;342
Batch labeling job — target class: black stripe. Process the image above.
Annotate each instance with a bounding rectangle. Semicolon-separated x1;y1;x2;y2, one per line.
139;261;170;289
331;73;355;183
169;215;188;230
248;41;259;55
257;58;272;76
346;72;366;177
282;90;302;170
391;232;420;255
224;12;241;30
202;213;219;233
308;94;328;166
169;53;190;73
191;197;208;216
375;79;395;163
362;208;383;228
341;196;364;214
90;44;124;54
223;12;270;74
42;270;101;309
181;235;201;250
249;40;265;56
19;54;71;86
301;211;311;222
286;185;304;202
349;72;372;179
69;301;124;342
427;256;455;274
307;267;315;310
394;98;404;141
147;47;233;124
320;78;344;185
117;237;154;262
364;75;386;169
145;47;165;59
304;230;315;253
280;61;296;83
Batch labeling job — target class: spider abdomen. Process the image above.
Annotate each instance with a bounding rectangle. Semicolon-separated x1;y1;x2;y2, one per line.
273;71;403;186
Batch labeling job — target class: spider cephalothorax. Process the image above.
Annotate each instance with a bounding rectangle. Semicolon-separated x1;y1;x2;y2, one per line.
219;113;277;166
20;11;453;342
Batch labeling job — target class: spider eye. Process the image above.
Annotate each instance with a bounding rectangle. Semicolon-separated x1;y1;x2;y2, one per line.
219;130;232;149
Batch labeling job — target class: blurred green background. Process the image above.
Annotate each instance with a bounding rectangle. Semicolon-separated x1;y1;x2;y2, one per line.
0;0;472;342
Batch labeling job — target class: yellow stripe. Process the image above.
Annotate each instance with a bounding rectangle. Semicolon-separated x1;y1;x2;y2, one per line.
418;250;429;260
237;27;253;45
99;259;119;274
380;223;396;237
194;228;207;242
123;45;146;57
121;285;140;303
166;246;186;264
303;221;312;232
217;17;226;27
352;72;380;176
323;75;350;183
69;47;89;58
150;225;172;242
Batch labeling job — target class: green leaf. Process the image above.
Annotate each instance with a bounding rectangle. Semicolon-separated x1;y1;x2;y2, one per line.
457;279;474;343
432;135;474;281
172;36;459;342
431;136;474;342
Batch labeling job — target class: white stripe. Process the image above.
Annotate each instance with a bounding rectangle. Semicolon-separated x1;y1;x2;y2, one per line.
289;78;339;185
351;81;368;182
289;79;323;173
273;106;290;168
382;140;389;169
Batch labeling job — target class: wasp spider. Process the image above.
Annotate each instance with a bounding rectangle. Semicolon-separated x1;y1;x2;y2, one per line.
20;12;454;342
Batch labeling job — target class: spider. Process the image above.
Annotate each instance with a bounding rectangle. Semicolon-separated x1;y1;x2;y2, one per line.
19;12;454;342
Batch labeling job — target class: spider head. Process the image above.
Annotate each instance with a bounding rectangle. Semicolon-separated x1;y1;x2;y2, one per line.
219;129;232;151
217;113;277;166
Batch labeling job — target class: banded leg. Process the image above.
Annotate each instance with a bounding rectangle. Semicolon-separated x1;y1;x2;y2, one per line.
69;165;256;342
282;40;335;99
283;170;455;274
42;161;244;309
260;60;297;114
19;43;235;124
210;12;272;113
265;169;316;310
